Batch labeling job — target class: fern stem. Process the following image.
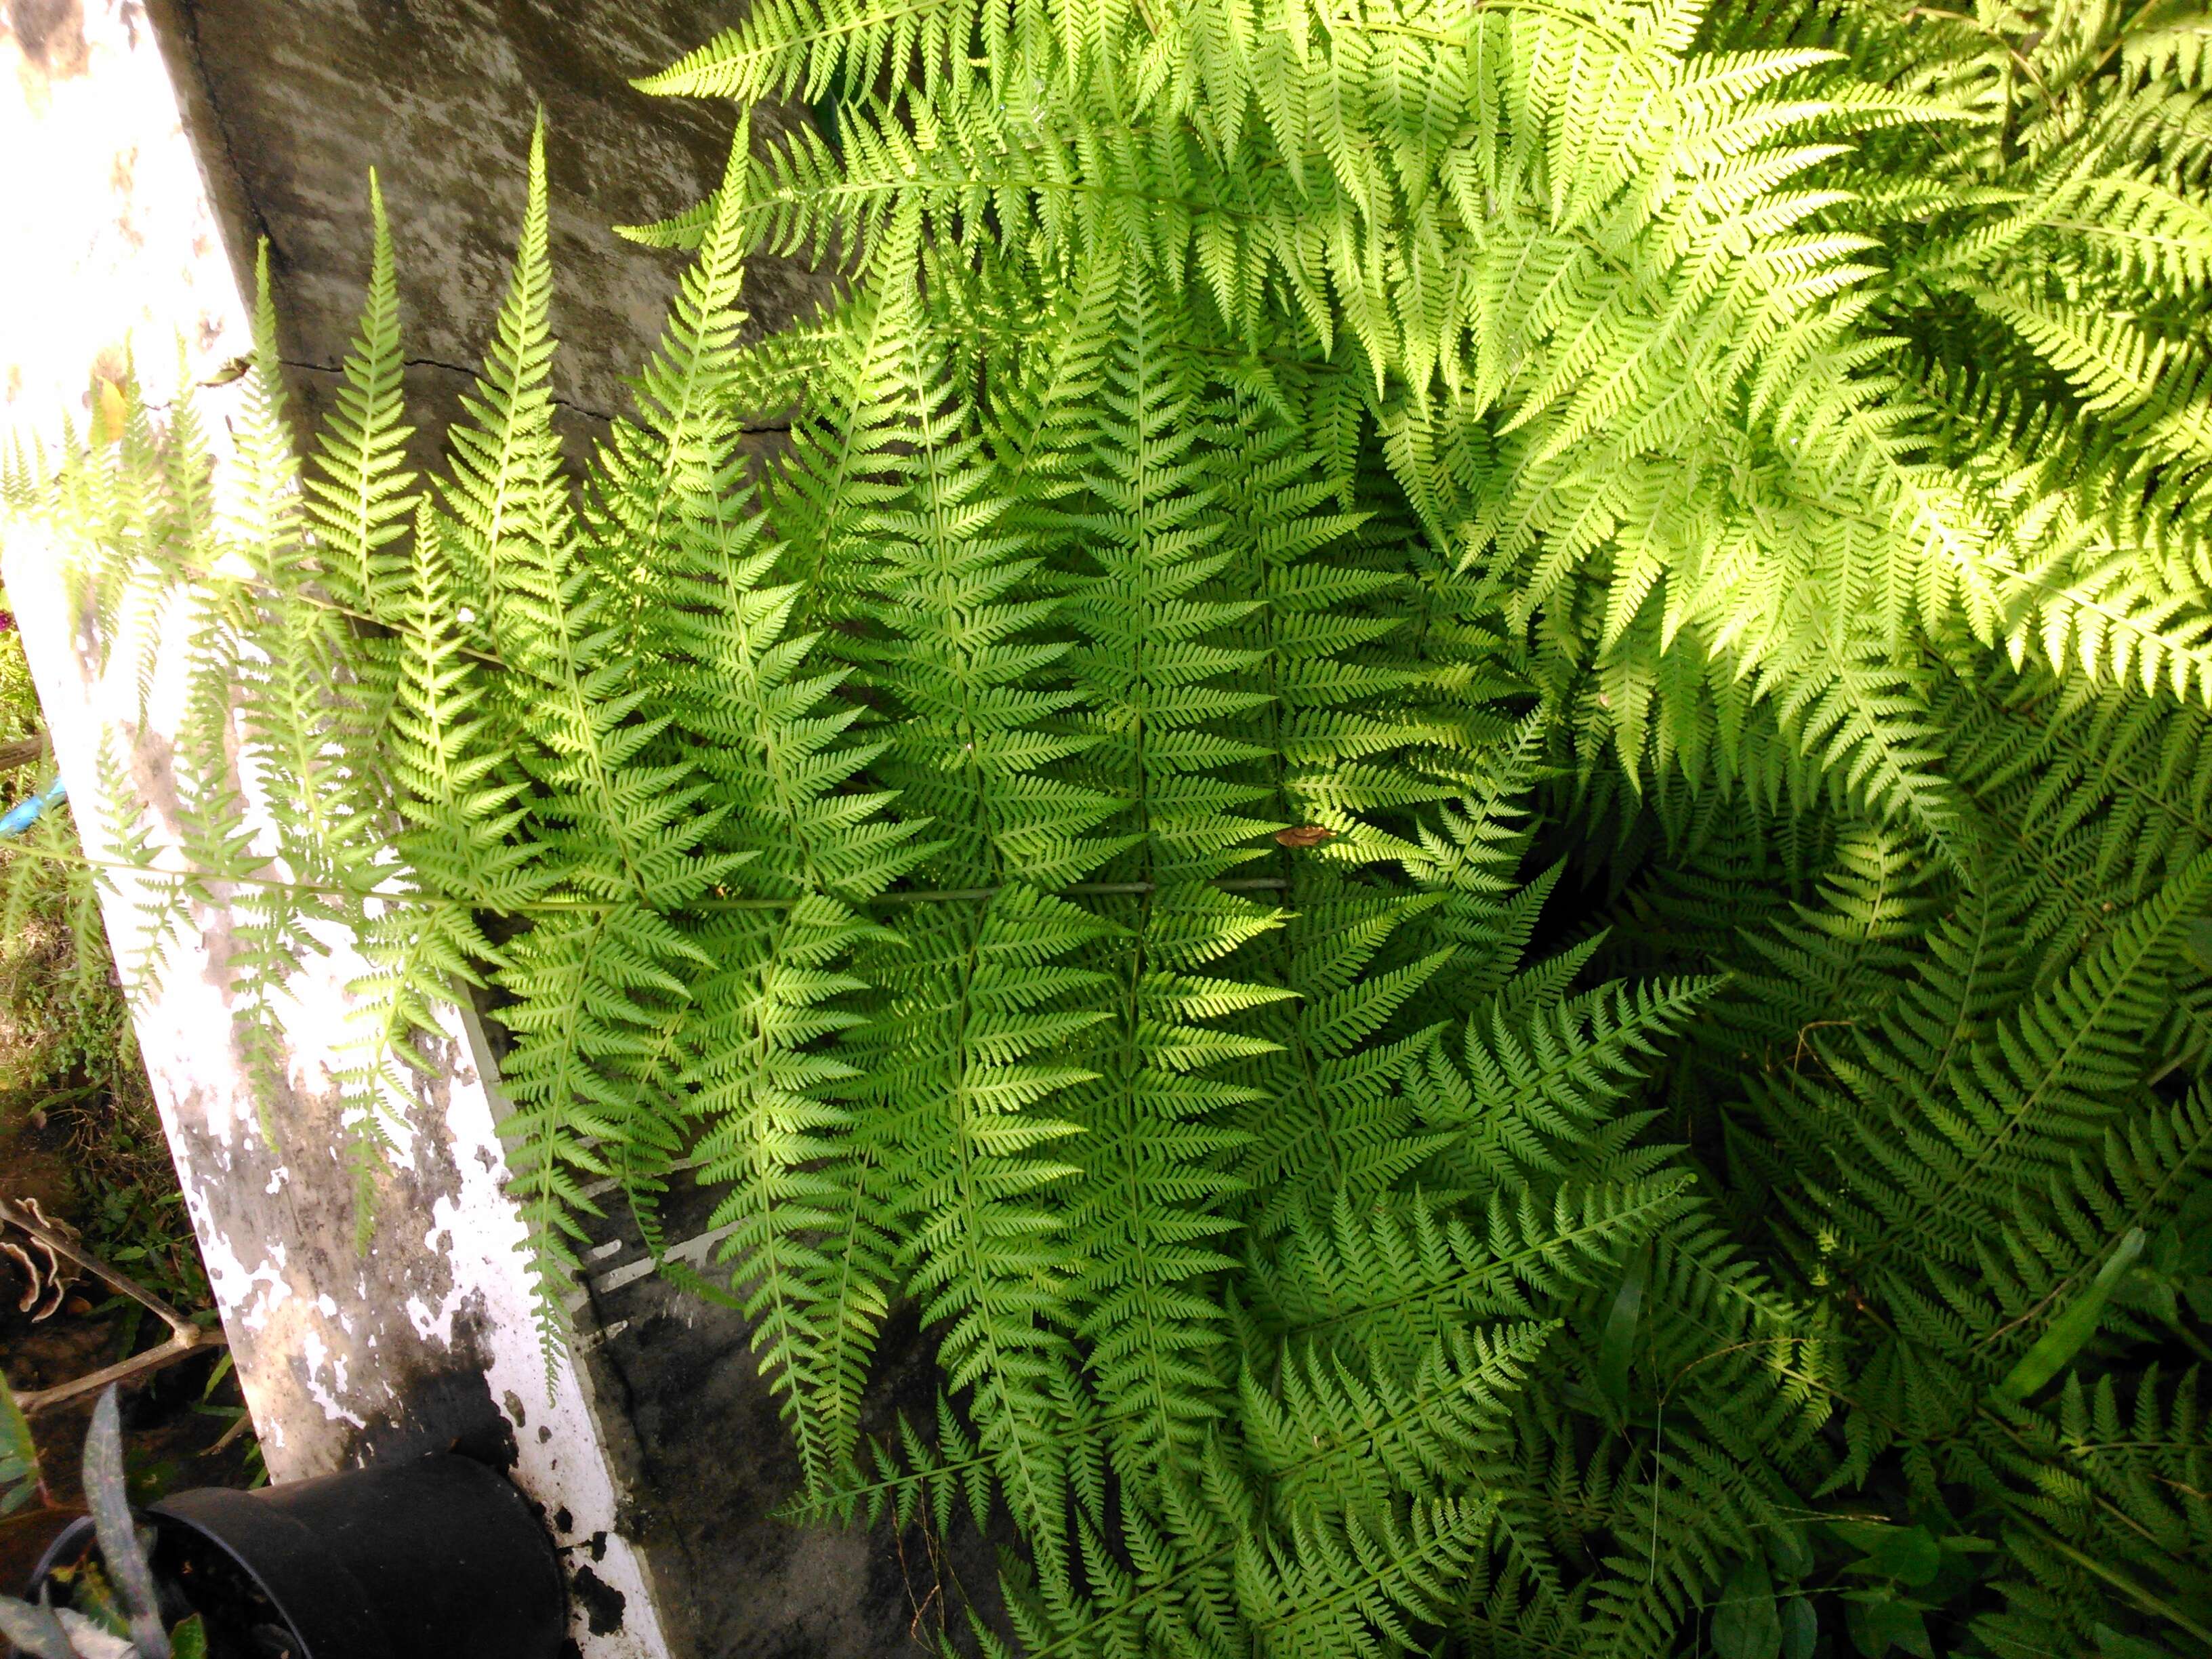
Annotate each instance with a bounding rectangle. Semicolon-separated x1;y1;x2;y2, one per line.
0;837;1294;911
1328;1;1655;65
2008;1515;2212;1648
114;550;542;682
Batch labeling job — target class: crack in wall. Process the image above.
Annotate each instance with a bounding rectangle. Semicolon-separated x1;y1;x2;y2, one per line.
281;352;794;436
277;351;619;426
143;0;272;290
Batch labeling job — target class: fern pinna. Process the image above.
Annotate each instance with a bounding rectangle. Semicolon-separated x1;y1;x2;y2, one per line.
7;1;2212;1655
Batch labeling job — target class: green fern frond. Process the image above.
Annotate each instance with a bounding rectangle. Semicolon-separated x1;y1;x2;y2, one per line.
304;169;416;627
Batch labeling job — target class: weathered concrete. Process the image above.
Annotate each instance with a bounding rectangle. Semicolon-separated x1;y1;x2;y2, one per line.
142;0;830;471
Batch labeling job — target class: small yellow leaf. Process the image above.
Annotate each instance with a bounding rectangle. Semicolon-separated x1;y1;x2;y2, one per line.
91;380;127;447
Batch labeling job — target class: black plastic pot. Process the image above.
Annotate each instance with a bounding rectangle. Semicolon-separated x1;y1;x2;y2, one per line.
25;1454;563;1659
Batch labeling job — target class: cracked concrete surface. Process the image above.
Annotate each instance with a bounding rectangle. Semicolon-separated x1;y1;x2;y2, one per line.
144;0;827;469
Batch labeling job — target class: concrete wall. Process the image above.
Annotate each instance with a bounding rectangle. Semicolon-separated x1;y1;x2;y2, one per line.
145;0;831;471
573;1179;1003;1659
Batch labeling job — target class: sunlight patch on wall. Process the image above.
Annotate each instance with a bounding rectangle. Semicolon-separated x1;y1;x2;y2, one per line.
1;0;249;457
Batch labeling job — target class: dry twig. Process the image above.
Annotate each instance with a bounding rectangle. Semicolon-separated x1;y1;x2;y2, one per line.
0;1197;222;1415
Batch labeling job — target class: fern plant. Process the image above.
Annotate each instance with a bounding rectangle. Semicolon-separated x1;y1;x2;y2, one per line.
7;1;2212;1655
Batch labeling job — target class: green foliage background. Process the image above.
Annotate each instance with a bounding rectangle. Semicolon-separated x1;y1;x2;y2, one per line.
0;623;205;1326
9;2;2212;1656
0;632;132;1107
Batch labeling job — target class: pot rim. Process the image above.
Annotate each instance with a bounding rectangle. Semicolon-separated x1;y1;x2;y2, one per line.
148;1486;391;1659
20;1500;382;1659
22;1512;95;1602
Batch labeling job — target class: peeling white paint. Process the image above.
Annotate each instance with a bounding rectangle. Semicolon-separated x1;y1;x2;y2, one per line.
403;1282;471;1347
571;1222;739;1314
7;516;683;1656
573;1319;632;1357
193;1222;293;1334
432;998;672;1655
0;1;253;453
300;1330;367;1429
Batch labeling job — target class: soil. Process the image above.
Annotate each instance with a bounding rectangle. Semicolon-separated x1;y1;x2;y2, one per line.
2;1088;259;1601
30;1511;307;1659
158;1525;308;1659
3;1328;255;1504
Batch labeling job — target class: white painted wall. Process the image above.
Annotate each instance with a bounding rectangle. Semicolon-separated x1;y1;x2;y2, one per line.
1;0;250;454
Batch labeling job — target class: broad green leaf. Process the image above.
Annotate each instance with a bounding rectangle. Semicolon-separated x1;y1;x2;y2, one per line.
1596;1242;1650;1412
0;1368;39;1515
1767;1522;1814;1580
1713;1555;1782;1659
1845;1595;1934;1659
1995;1228;2147;1403
1781;1596;1818;1659
1832;1521;1942;1588
2094;1624;2176;1659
